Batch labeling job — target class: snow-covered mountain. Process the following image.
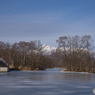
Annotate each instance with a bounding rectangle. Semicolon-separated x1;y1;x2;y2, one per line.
33;44;94;55
33;44;57;55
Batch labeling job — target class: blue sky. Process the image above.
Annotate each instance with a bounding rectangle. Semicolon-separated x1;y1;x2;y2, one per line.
0;0;95;46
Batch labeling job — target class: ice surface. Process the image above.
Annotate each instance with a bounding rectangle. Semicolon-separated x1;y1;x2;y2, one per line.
0;68;95;95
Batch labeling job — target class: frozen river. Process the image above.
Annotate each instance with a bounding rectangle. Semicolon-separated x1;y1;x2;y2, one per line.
0;68;95;95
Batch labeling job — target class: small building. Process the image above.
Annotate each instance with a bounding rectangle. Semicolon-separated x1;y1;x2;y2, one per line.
0;59;10;72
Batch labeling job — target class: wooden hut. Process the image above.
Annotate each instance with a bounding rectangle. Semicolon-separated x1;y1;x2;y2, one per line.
0;59;10;72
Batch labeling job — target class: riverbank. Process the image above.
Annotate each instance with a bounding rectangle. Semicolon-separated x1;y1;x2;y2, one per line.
9;66;46;71
61;69;95;73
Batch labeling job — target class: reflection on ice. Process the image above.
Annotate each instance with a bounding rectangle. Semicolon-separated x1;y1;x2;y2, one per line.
76;86;91;88
8;85;55;88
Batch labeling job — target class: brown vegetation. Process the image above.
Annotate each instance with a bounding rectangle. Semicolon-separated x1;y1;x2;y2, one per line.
0;35;95;73
56;35;95;73
0;40;54;70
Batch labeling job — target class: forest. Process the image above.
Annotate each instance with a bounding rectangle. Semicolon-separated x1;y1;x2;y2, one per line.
0;40;54;70
0;35;95;72
56;35;95;73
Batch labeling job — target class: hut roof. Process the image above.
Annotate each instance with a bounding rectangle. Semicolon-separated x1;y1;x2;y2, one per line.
0;60;7;67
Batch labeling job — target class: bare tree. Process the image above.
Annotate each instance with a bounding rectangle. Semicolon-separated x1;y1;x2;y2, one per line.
56;35;95;73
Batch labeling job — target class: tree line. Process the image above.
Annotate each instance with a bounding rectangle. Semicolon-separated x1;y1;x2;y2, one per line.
0;40;54;70
0;35;95;72
56;35;95;73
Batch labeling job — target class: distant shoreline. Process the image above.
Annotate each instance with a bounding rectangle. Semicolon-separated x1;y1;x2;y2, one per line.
61;69;95;73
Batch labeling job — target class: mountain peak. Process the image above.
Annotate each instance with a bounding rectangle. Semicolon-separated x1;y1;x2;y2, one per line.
34;44;57;55
42;44;47;49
